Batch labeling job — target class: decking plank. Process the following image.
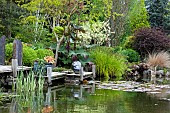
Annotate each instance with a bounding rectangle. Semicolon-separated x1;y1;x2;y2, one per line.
0;65;32;74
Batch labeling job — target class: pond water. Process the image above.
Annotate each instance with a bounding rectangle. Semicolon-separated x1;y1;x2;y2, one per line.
1;83;170;113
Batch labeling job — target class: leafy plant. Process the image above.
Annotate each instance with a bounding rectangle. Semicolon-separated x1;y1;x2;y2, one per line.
90;47;128;80
119;49;140;63
58;45;91;67
78;21;111;46
123;36;136;49
133;27;170;58
23;45;37;66
52;67;72;72
127;0;150;32
36;49;54;59
5;43;13;64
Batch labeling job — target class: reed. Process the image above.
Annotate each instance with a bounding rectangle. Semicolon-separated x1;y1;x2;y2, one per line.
13;70;44;113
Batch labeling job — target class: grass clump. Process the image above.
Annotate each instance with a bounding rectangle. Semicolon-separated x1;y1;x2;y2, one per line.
146;51;170;68
90;47;128;80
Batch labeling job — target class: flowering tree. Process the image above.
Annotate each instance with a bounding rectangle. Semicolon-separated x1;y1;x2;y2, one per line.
78;21;111;46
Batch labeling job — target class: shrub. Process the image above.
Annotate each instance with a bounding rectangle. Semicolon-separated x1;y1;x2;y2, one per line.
123;36;135;49
119;49;140;63
133;27;170;58
5;43;13;64
90;47;128;80
36;49;54;59
23;45;37;66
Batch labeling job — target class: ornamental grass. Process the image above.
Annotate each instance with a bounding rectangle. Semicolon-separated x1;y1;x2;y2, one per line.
90;47;128;80
146;51;170;68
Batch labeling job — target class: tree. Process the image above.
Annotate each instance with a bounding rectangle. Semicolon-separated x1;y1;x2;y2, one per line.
110;0;133;46
127;0;150;32
22;0;87;66
145;0;170;33
0;0;26;38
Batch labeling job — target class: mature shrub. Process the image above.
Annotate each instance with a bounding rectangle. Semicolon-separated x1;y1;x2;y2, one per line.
36;49;54;59
119;49;140;63
5;44;55;66
133;27;170;58
90;47;128;80
23;45;37;66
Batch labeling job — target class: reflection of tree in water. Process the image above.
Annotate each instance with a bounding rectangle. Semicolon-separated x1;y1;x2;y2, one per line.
50;84;95;113
8;83;170;113
85;89;135;113
84;89;170;113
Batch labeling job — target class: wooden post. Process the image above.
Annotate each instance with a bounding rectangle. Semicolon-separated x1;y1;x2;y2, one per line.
92;83;95;93
12;59;18;77
80;67;84;82
150;70;156;84
92;65;96;79
79;84;83;98
45;87;51;105
47;67;52;84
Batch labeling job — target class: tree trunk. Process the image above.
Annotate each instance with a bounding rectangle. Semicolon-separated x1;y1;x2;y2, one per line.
54;35;64;67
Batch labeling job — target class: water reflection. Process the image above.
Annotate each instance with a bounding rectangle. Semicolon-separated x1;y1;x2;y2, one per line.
1;83;170;113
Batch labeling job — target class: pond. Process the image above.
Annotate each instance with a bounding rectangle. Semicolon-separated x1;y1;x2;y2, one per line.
0;83;170;113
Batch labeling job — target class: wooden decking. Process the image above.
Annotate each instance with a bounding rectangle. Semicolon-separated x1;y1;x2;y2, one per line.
0;65;32;73
0;65;95;86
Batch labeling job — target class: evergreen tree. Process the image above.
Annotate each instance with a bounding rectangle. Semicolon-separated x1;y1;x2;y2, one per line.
146;0;170;33
0;0;27;38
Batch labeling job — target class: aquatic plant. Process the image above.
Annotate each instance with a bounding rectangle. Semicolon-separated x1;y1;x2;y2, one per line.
90;47;128;80
13;71;44;113
0;89;14;104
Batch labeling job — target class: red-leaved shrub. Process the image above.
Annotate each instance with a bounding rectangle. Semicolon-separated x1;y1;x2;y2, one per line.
133;27;170;58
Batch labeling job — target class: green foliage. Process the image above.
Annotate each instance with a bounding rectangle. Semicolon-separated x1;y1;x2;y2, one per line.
118;49;140;63
5;43;13;64
15;17;50;44
127;0;150;32
15;71;44;112
112;46;140;63
123;36;136;49
52;67;72;72
23;45;37;66
0;0;26;38
90;47;128;80
35;49;54;59
146;0;170;32
58;45;91;67
5;43;55;66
